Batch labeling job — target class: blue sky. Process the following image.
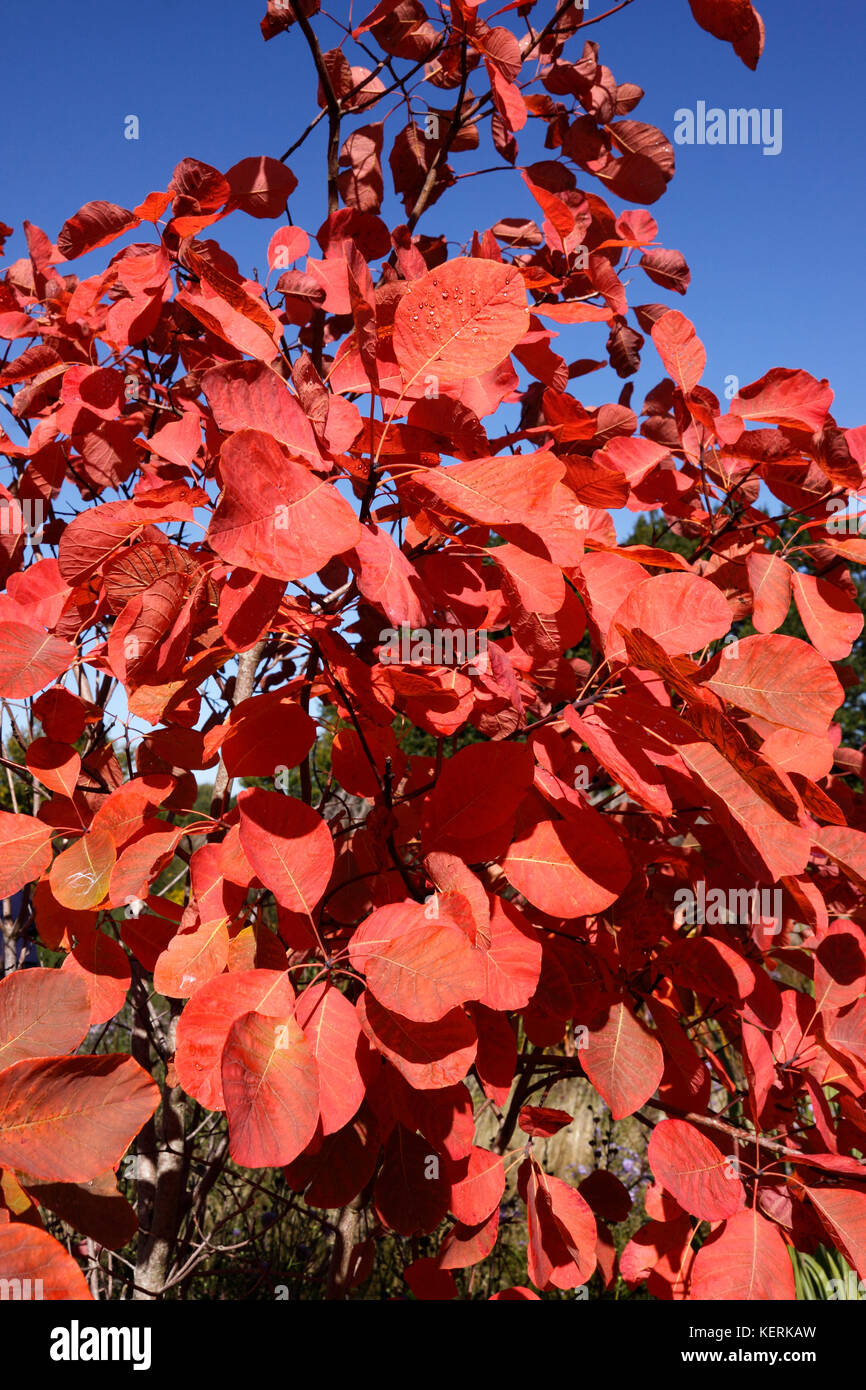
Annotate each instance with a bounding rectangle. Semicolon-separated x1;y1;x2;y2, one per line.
2;0;863;433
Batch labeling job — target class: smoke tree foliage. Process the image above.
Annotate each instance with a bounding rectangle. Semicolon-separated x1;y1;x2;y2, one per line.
0;0;865;1302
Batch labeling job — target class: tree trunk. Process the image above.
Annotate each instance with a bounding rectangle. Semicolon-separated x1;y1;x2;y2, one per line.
132;999;188;1300
133;1080;188;1300
325;1196;363;1300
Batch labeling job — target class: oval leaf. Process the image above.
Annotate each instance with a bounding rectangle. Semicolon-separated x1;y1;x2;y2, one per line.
221;1010;319;1168
0;1223;92;1300
582;1000;665;1120
0;968;90;1068
208;429;361;582
237;788;334;919
392;257;529;384
175;968;295;1110
0;1054;159;1182
690;1208;796;1300
48;827;116;910
648;1118;745;1222
0;811;53;899
0;624;75;697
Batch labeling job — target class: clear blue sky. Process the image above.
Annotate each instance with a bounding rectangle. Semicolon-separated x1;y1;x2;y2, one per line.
2;0;863;428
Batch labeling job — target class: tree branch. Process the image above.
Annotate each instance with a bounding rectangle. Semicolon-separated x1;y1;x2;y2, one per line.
289;0;342;215
210;640;266;816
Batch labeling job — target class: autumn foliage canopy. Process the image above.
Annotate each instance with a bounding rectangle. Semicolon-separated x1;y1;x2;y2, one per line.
0;0;865;1302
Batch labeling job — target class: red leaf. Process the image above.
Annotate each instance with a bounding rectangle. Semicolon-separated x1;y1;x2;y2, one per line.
351;900;484;1023
521;171;575;243
108;823;183;908
119;896;181;973
187;246;283;343
0;1055;159;1182
582;1000;665;1120
688;0;764;69
699;633;843;735
153;918;230;999
532;302;611;325
440;1210;500;1270
689;1207;795;1299
356;991;477;1090
267;225;309;269
730;367;833;432
174;968;295;1110
20;1170;137;1254
225;156;298;218
221;1010;319;1168
0;812;53;898
449;1145;505;1225
61;364;125;420
208;429;361;581
621;1215;693;1295
651;310;706;394
0;1224;92;1300
404;1257;456;1300
57;201;138;259
219;569;286;652
106;571;193;685
407;449;564;532
791;571;864;662
578;1170;632;1224
814;921;866;1012
673;736;811;881
640;247;690;295
48;827;116;911
648;1118;745;1222
423;741;533;849
295;981;366;1135
502;813;631;918
176;282;279;362
0;968;89;1068
815;826;866;893
611;572;732;660
493;541;565;615
61;931;131;1026
26;738;81;799
596;121;675;204
519;1106;572;1139
521;1160;597;1290
392;257;529;384
220;694;316;779
57;501;144;586
332;725;406;799
349;521;432;628
33;688;89;743
423;851;491;949
237;788;334;919
373;1125;449;1235
745;551;792;633
202;360;320;466
0;623;75;697
90;778;176;846
479;896;542;1010
805;1185;866;1280
594;437;672;492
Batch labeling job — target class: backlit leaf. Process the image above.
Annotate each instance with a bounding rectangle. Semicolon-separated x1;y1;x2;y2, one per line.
0;1054;159;1182
392;257;529;384
648;1118;745;1222
582;1000;665;1120
221;1009;319;1168
238;788;334;919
